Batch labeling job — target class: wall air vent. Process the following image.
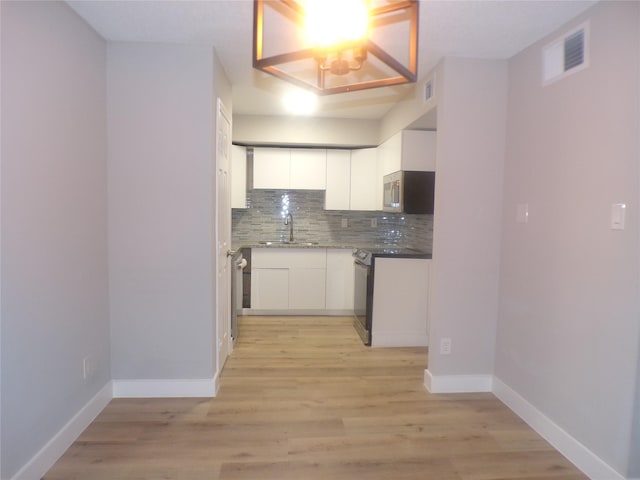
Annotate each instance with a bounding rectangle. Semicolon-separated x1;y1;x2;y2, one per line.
542;22;589;85
424;78;434;101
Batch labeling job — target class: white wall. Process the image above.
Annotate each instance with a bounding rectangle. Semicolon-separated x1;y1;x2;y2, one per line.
426;58;507;384
107;43;218;386
379;71;439;144
496;2;640;476
233;115;379;147
631;367;640;477
1;2;110;478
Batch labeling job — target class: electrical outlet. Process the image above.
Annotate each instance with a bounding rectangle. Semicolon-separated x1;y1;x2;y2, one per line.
341;218;348;228
371;218;377;228
440;338;452;355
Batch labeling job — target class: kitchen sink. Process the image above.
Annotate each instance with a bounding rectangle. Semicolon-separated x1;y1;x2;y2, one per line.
258;241;319;246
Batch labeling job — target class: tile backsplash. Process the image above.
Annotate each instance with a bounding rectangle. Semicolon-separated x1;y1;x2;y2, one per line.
232;189;433;252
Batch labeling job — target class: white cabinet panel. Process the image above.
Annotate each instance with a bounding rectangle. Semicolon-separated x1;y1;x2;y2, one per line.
379;133;402;176
252;268;289;309
326;249;354;310
250;248;327;312
371;257;430;347
288;249;326;268
231;145;247;208
402;130;436;171
379;130;437;176
350;148;378;211
253;248;325;268
253;147;290;189
289;268;326;309
253;147;327;190
290;149;326;190
325;150;351;210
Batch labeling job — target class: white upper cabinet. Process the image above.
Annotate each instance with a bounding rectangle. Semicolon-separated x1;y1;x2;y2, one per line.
253;147;326;190
325;150;351;210
231;145;247;209
350;148;378;211
290;149;327;190
253;147;290;189
379;130;437;176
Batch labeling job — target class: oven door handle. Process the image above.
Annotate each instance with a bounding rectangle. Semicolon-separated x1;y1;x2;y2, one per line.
353;259;370;268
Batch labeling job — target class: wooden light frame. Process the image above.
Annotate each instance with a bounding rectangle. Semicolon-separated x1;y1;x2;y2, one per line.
253;0;419;95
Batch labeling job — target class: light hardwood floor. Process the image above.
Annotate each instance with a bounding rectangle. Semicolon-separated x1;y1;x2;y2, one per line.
44;316;587;479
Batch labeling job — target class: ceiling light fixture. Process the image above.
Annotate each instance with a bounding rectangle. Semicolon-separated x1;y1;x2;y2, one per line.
253;0;419;95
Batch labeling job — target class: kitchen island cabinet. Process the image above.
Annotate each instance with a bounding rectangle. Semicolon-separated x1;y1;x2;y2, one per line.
371;257;430;347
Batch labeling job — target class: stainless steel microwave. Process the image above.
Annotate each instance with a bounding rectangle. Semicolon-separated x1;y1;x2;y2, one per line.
383;170;435;214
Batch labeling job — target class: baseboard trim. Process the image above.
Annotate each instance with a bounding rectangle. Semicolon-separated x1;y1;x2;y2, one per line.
10;381;112;480
241;309;344;316
424;369;493;393
112;376;218;398
493;377;626;480
372;331;428;347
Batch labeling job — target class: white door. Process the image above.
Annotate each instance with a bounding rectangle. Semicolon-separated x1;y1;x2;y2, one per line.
216;98;232;373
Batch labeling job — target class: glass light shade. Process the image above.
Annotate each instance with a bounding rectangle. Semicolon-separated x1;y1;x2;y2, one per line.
303;0;369;48
253;0;418;95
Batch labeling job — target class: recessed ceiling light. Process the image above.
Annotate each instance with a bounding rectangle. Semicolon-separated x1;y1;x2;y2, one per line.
283;89;318;115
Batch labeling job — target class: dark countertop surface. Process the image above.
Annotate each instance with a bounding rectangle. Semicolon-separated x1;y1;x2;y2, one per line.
234;242;432;259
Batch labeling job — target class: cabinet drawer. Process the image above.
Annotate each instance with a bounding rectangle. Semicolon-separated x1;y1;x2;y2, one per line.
252;248;326;269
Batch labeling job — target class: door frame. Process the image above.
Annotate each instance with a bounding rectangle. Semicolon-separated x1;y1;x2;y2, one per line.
215;97;232;383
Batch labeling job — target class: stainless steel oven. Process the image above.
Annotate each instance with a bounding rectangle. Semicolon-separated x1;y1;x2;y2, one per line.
353;249;372;345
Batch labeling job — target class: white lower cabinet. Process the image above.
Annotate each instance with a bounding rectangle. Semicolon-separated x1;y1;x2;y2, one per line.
250;248;354;314
371;257;430;347
251;268;289;309
251;248;327;312
289;268;326;309
325;249;354;311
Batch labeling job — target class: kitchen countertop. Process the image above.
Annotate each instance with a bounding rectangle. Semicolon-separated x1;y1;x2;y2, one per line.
236;241;353;250
233;241;432;259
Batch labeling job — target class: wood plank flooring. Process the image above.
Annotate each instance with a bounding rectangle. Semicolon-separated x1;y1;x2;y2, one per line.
44;316;587;480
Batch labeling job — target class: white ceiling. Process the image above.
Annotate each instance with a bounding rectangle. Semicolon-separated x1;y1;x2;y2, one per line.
67;0;597;120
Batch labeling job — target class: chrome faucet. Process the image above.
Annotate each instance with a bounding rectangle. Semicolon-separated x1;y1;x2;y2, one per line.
284;213;294;243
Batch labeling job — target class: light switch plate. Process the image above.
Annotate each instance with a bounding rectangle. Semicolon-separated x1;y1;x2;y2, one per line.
341;218;348;228
611;203;626;230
